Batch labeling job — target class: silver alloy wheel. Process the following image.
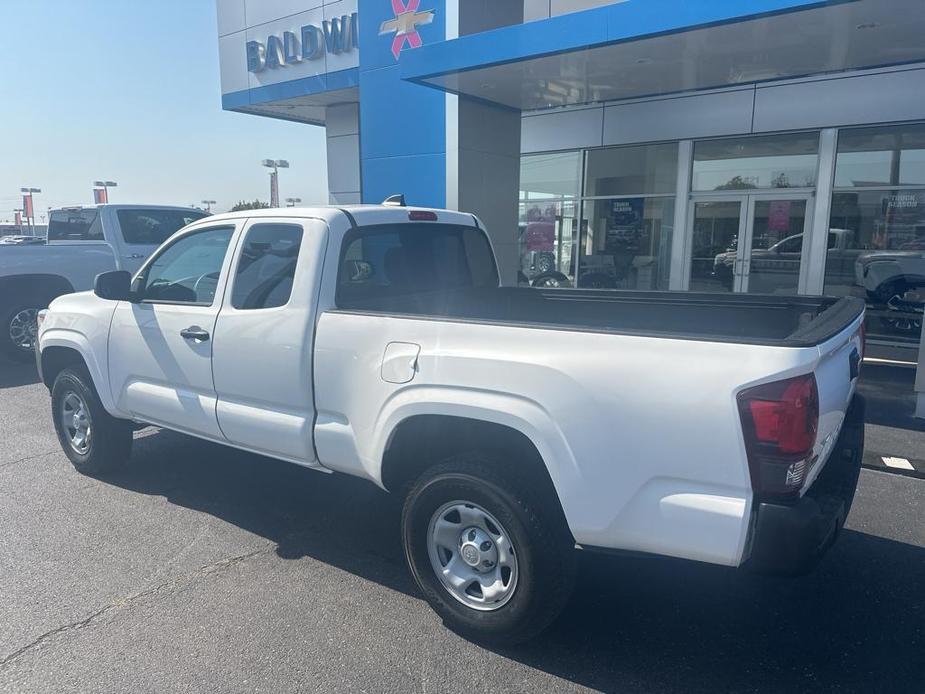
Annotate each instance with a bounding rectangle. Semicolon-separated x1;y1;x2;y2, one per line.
9;308;38;351
61;391;93;455
427;500;519;611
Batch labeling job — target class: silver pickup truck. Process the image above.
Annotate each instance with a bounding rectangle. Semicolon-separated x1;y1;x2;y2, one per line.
0;204;206;360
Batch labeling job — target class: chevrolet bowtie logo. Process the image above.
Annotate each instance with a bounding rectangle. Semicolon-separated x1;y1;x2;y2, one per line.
379;0;435;60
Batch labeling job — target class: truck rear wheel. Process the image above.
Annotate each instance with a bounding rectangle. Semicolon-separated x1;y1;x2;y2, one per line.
51;367;133;476
401;453;575;644
1;303;40;362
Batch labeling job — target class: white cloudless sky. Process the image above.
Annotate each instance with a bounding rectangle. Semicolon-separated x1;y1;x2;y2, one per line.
0;0;329;221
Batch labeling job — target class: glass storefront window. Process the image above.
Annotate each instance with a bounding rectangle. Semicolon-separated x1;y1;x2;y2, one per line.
583;143;678;197
520;151;582;199
518;200;578;287
692;133;819;191
578;197;674;290
824;189;925;345
689;200;742;292
834;124;925;188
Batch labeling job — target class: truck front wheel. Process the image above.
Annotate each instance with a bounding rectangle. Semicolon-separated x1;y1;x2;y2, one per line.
51;367;133;476
401;453;575;644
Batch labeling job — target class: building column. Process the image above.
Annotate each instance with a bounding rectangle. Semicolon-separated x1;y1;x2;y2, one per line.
326;103;362;205
803;128;838;295
446;96;522;284
356;0;523;283
445;0;523;284
915;326;925;418
668;140;693;290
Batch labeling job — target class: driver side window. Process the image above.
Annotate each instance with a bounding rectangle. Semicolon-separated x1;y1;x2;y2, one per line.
776;235;803;253
137;226;234;305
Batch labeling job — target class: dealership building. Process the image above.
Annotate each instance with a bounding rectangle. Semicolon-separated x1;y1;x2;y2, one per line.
216;0;925;413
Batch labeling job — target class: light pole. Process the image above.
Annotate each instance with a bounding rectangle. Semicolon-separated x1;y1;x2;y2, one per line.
20;187;41;235
285;197;302;207
92;180;117;203
261;159;289;207
202;199;217;213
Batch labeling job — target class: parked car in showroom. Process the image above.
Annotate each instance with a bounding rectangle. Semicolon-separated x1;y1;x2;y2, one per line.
854;248;925;304
37;203;865;644
0;204;206;360
713;229;856;292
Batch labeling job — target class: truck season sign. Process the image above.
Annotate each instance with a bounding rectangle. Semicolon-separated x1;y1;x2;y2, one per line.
246;13;358;72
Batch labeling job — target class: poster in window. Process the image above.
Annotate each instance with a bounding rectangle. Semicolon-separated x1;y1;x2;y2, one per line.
883;191;925;250
524;221;555;252
767;200;792;232
605;198;644;253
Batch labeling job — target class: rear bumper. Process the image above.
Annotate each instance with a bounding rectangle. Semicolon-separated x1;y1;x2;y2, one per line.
746;394;865;576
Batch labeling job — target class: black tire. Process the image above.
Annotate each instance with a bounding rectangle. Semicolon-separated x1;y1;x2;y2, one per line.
0;303;41;362
402;452;576;645
870;279;907;306
51;367;133;476
535;253;555;274
531;271;570;288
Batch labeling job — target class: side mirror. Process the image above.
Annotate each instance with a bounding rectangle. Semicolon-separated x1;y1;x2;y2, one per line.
94;270;134;301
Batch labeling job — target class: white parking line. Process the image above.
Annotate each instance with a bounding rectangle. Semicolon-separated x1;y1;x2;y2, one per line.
881;456;915;471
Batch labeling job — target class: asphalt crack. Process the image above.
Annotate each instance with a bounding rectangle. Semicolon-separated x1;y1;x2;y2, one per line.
0;543;274;670
0;450;59;472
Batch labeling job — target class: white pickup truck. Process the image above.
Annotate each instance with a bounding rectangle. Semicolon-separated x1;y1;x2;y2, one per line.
0;204;206;360
36;204;866;643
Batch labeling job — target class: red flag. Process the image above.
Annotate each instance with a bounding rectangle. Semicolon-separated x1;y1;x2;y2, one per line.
14;211;22;226
22;194;33;219
93;188;108;204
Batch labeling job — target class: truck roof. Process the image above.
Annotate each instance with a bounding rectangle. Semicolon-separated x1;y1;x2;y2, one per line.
49;204;205;213
203;204;480;229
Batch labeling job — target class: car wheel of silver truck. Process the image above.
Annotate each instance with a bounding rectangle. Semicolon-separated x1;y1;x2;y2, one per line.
1;305;40;362
51;367;133;476
402;452;576;645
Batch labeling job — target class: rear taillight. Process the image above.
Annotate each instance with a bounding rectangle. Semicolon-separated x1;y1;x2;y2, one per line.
409;210;438;221
737;373;819;499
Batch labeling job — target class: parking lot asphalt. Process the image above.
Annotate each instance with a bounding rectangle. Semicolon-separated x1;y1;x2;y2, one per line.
1;358;923;694
857;363;925;479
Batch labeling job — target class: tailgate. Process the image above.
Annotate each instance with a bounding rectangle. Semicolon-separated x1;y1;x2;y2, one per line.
804;311;865;491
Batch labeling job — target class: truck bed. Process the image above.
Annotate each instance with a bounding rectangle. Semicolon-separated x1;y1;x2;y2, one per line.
334;287;865;347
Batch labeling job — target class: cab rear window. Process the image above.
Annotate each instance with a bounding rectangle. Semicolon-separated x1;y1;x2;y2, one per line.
48;210;102;241
336;223;498;309
118;208;208;245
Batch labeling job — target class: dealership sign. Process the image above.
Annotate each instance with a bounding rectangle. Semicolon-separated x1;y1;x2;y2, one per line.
379;0;434;60
246;13;358;72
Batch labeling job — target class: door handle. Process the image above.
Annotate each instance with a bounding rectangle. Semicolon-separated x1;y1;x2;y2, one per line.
126;253;146;259
180;326;210;342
